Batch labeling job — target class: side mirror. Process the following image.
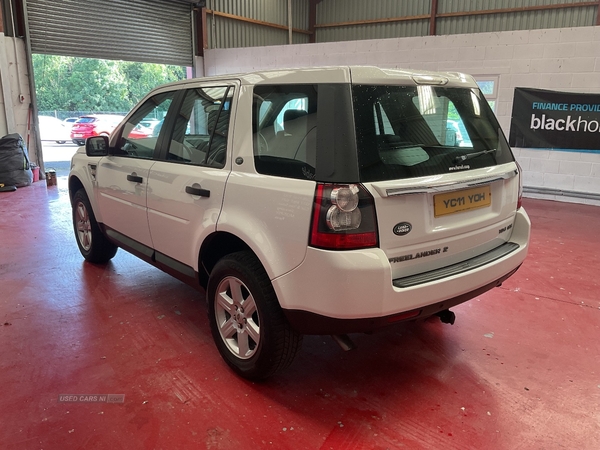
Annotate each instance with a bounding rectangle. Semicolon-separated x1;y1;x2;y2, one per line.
85;136;109;157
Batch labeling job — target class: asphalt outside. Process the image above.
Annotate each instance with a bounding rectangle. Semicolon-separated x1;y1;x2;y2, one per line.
40;140;79;178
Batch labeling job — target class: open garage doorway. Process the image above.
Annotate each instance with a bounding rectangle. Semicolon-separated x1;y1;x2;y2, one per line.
2;0;196;177
33;54;188;175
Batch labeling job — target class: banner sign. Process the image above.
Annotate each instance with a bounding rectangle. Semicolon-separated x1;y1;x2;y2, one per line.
509;87;600;152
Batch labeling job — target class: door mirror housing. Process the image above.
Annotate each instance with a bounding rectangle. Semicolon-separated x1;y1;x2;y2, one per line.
86;136;109;157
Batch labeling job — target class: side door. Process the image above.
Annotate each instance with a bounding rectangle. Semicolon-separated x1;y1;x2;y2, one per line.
95;91;177;249
147;84;236;272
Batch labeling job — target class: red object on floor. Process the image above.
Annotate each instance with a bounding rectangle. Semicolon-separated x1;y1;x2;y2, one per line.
1;182;599;449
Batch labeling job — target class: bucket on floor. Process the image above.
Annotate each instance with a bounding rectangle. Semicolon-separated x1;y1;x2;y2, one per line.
45;169;56;187
31;165;39;182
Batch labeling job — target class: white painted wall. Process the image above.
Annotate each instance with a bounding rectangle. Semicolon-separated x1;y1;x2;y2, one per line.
198;26;600;206
0;33;40;167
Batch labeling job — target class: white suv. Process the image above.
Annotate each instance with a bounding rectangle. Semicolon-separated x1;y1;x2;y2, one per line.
68;66;530;379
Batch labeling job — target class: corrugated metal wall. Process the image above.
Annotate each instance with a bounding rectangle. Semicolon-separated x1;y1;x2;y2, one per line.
27;0;193;66
315;0;430;42
206;0;309;49
203;0;599;48
437;0;597;35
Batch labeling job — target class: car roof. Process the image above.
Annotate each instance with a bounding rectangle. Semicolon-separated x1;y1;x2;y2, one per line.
76;114;125;121
80;114;124;118
146;66;478;94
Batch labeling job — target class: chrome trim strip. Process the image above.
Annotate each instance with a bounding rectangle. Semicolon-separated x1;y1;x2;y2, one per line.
385;170;517;197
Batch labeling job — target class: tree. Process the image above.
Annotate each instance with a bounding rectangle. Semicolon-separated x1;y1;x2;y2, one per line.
33;54;186;114
63;58;129;112
122;62;185;105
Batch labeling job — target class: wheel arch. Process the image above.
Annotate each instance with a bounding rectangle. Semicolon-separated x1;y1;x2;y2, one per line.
68;175;85;206
198;231;253;288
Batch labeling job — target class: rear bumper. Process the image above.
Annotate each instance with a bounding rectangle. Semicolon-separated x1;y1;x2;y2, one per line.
283;266;520;334
273;208;530;335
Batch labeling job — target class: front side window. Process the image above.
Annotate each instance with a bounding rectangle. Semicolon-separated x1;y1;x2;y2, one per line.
117;92;175;159
164;86;233;168
353;85;514;182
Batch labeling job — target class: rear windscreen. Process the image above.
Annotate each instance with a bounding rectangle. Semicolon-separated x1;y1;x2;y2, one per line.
76;117;96;123
353;85;514;182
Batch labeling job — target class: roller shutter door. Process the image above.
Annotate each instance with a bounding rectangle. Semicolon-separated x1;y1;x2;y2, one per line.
25;0;193;66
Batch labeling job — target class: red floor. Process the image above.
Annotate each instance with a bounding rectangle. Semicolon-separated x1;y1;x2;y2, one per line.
1;179;599;450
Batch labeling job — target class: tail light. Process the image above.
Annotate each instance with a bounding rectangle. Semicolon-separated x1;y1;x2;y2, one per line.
310;183;378;250
516;161;524;210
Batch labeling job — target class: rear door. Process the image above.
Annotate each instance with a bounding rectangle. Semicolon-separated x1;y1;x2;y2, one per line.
147;84;236;270
353;84;520;279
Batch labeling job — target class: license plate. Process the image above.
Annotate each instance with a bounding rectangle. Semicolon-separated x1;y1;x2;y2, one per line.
74;133;83;137
434;185;491;217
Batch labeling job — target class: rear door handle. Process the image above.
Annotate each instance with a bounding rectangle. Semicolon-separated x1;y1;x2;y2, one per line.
127;174;143;183
185;185;210;198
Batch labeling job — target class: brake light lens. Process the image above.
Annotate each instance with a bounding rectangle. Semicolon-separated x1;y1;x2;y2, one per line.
310;183;378;250
516;161;524;210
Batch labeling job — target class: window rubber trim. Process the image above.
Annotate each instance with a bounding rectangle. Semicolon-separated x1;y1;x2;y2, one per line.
393;241;520;288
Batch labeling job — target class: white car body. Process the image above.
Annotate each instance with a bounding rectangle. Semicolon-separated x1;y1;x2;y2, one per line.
38;116;71;143
69;66;530;378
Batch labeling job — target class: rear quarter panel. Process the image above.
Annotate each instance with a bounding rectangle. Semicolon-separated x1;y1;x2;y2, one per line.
218;85;315;280
218;173;315;280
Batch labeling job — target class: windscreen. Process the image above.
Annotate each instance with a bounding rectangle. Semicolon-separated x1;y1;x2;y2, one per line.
76;117;97;123
353;85;514;182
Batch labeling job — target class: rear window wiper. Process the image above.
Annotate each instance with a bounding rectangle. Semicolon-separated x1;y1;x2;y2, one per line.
454;148;497;163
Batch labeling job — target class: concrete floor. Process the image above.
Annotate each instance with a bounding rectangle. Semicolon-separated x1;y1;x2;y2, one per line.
1;178;599;450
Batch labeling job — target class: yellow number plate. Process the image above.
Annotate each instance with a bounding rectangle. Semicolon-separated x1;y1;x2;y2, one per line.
434;185;491;217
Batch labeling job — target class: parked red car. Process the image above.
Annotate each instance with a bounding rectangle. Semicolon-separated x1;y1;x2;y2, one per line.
127;123;153;139
70;114;125;145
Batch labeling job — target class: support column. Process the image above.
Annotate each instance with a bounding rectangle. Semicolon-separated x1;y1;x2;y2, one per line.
430;0;438;36
309;0;320;44
287;0;292;44
0;35;17;135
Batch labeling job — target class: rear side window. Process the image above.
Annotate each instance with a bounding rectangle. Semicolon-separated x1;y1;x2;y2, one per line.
253;85;318;180
353;85;514;182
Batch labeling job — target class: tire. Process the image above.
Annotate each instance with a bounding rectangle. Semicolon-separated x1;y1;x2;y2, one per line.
72;188;118;263
207;251;302;380
56;140;66;144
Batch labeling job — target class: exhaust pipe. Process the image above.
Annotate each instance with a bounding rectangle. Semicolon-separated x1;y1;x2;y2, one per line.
436;309;456;325
331;334;356;351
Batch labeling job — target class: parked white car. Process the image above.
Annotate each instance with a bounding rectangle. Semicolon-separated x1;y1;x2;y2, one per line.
38;115;71;144
68;66;530;379
63;117;80;128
